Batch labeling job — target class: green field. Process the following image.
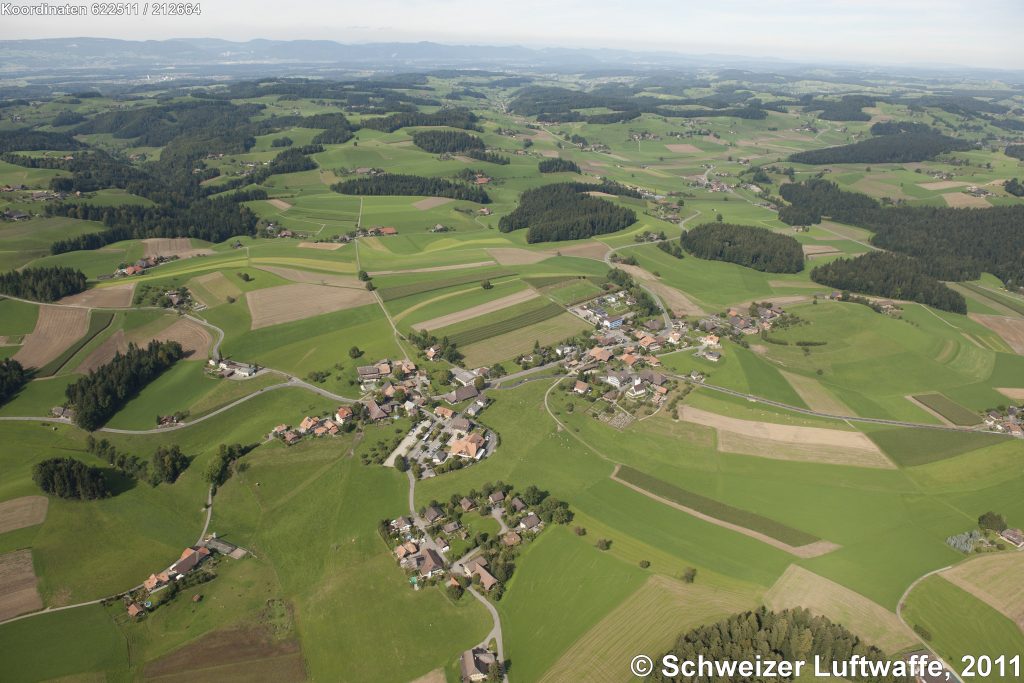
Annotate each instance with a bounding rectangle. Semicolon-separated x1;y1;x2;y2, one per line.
911;393;984;426
441;301;565;347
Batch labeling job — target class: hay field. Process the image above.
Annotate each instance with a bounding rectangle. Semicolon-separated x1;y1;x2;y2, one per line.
143;624;305;682
539;575;756;683
918;181;968;191
802;244;842;257
58;283;135;308
996;387;1024;399
969;314;1024;353
487;247;550;266
617;263;704;315
297;241;342;250
664;143;702;153
191;271;243;304
0;496;47;535
415;289;540;331
76;318;212;371
678;405;893;468
779;370;854;415
142;238;213;259
13;305;89;369
75;329;126;373
943;193;991;208
267;198;293;210
556;241;611;260
411;197;453;210
764;565;917;653
247;283;375;329
0;550;43;622
942;554;1024;628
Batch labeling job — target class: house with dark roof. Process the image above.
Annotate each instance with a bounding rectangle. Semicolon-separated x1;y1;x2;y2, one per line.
519;513;542;532
424;505;445;524
460;647;498;682
418;548;445;579
445;385;479;404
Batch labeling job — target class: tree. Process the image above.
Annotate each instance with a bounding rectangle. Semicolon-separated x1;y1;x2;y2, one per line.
348;346;363;359
358;270;370;281
978;511;1008;532
595;538;611;550
33;457;108;500
681;567;697;583
481;279;493;290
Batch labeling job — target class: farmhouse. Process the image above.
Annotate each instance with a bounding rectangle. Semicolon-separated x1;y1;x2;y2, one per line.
460;647;498;683
450;432;486;459
335;406;353;423
299;416;321;433
391;516;413;533
442;520;461;534
489;490;505;505
460;497;477;512
502;531;522;546
445;385;479;404
169;546;210;577
519;513;543;532
418;548;445;579
1001;528;1024;548
574;380;590;395
424;505;445;524
434;405;455;420
588;347;613;363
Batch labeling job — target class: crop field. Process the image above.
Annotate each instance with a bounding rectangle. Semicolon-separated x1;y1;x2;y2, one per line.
942;554;1024;629
12;305;89;370
376;269;516;301
441;301;564;347
189;270;243;306
910;393;983;426
142;237;213;259
0;495;47;534
58;282;135;308
0;549;43;621
414;288;539;331
968;313;1024;354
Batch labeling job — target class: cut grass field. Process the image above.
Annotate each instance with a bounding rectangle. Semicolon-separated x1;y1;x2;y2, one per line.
613;464;824;549
863;425;1009;467
36;310;114;377
246;282;376;329
0;548;43;621
414;288;539;331
0;495;47;535
902;575;1024;682
12;305;89;370
941;554;1024;629
764;564;916;653
376;269;516;301
442;301;565;347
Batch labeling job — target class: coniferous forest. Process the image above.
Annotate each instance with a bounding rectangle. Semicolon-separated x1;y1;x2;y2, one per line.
779;179;1024;286
65;341;186;431
498;183;637;242
0;358;29;406
411;130;485;154
653;607;903;683
810;252;967;313
0;266;87;301
788;131;971;164
538;158;581;173
680;223;804;273
331;173;491;203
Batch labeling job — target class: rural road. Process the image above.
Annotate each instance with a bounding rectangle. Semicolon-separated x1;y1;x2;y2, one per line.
895;564;964;683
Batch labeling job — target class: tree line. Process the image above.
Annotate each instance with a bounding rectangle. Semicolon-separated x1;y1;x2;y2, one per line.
1006;145;1024;160
0;266;86;301
811;252;966;313
680;223;804;273
85;436;190;486
498;183;636;243
33;458;108;500
653;607;903;683
65;340;186;431
779;179;1024;287
331;173;491;203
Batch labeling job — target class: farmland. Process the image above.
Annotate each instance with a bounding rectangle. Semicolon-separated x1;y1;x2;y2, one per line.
0;48;1022;683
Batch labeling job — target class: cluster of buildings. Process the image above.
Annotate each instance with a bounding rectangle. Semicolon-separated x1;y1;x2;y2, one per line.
984;405;1024;437
208;358;258;378
572;292;638;330
272;405;354;445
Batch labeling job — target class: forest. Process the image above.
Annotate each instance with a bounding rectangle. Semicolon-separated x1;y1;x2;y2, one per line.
653;607;904;683
361;108;481;133
780;179;1024;286
789;131;971;164
680;223;804;273
498;183;637;242
0;358;28;406
1006;145;1024;160
810;252;966;313
332;173;491;203
65;340;186;431
32;458;109;500
411;130;485;154
805;95;874;121
1005;178;1024;197
538;158;581;173
0;265;87;301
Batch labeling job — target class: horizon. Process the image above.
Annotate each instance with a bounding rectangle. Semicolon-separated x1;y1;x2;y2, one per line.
2;0;1022;70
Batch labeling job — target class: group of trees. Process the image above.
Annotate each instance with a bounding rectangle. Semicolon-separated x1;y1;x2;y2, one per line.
1005;178;1024;197
606;268;661;318
499;183;637;243
0;358;29;406
653;607;903;683
65;341;185;431
780;179;1024;287
407;328;464;363
0;266;86;301
361;108;480;133
1005;144;1024;160
33;457;108;500
810;252;966;313
538;158;580;174
84;436;190;486
789;129;971;165
806;95;875;121
331;173;491;203
680;223;804;273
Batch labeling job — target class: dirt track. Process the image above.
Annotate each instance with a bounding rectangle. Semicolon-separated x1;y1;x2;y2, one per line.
13;305;89;369
0;496;47;535
416;289;540;331
0;550;43;622
247;283;376;328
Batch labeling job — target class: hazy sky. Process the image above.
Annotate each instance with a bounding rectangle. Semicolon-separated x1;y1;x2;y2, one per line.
5;0;1023;69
